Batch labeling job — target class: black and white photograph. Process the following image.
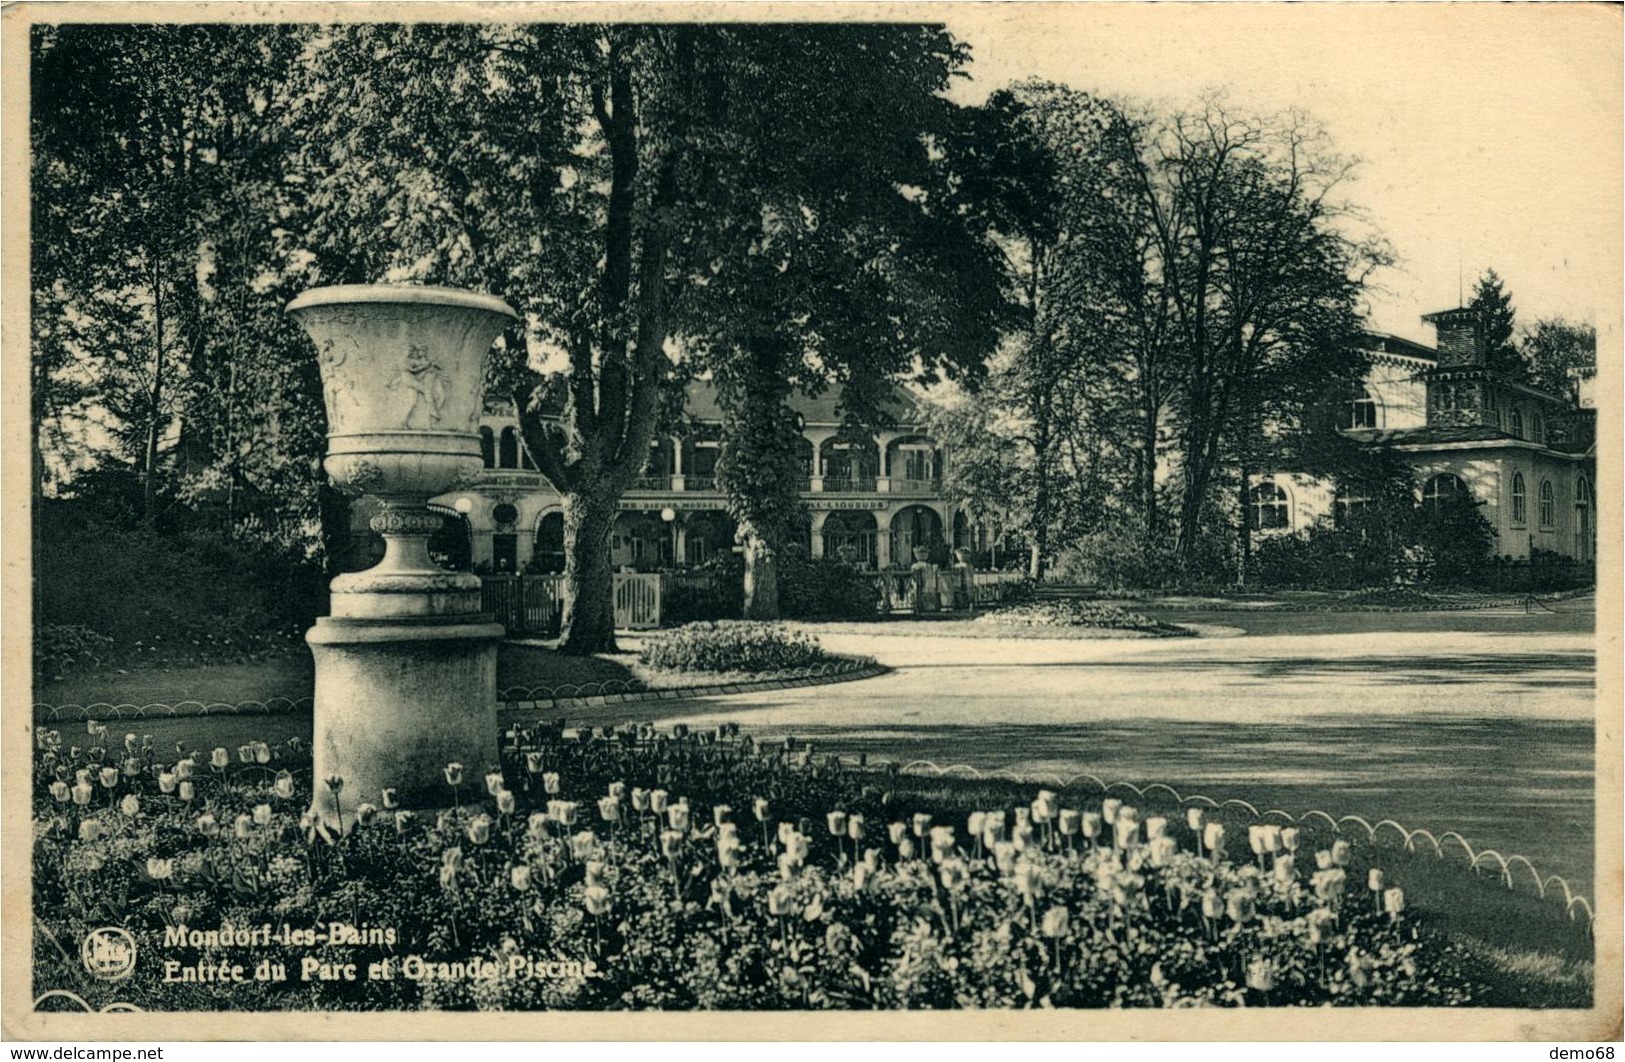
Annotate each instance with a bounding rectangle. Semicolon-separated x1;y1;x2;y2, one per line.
4;1;1619;1042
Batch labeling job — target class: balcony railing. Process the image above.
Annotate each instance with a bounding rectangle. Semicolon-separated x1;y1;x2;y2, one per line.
890;477;942;495
631;475;671;491
822;476;878;493
684;475;718;492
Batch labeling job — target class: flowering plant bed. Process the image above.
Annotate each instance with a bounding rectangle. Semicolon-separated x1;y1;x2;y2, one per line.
639;621;833;673
975;600;1194;636
31;721;1586;1011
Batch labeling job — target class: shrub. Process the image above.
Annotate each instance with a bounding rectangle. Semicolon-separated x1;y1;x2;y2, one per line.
33;506;323;675
35;624;116;679
777;553;880;621
27;722;1566;1011
639;621;830;673
1411;493;1498;586
665;552;880;623
662;573;745;625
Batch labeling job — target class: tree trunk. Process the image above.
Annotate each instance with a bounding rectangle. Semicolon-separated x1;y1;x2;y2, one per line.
1236;465;1251;588
1140;396;1160;556
559;490;619;654
1173;463;1207;581
740;526;779;620
1027;414;1053;582
143;262;166;521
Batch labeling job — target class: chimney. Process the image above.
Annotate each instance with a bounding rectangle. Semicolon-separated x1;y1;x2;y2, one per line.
1421;306;1485;368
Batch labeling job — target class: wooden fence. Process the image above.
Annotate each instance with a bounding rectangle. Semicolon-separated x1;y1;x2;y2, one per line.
484;567;1029;633
482;572;665;635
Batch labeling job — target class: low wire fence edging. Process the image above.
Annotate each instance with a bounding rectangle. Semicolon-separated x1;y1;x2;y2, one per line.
895;759;1593;925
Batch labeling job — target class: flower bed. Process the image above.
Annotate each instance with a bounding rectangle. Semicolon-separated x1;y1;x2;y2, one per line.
639;621;832;673
974;600;1193;636
30;719;1581;1012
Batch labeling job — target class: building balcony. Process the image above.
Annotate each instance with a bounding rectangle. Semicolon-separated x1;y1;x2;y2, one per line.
888;477;943;496
505;471;946;500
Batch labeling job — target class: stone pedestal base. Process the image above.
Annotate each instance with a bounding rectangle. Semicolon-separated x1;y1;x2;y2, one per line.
306;615;504;824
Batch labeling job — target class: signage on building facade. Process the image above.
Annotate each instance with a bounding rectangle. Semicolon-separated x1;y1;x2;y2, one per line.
616;497;895;512
806;499;891;510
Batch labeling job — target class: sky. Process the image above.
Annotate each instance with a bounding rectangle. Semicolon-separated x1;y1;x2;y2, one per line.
938;3;1622;356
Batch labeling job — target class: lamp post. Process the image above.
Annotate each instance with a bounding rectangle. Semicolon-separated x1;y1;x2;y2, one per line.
287;284;518;826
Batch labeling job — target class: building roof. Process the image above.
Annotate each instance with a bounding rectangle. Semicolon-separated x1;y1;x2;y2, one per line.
1359;330;1437;362
1420;306;1480;326
1350;423;1593;455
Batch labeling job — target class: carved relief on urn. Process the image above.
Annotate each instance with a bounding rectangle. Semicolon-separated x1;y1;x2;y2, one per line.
287;285;520;504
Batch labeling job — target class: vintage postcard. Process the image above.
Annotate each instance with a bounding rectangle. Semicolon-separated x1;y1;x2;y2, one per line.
3;0;1620;1042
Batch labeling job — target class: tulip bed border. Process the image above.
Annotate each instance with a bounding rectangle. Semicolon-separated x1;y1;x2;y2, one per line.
28;659;887;724
897;760;1594;926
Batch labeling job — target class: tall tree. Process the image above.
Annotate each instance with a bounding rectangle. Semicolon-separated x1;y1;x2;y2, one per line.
1123;99;1384;576
1468;268;1521;376
677;26;1004;617
949;81;1136;579
31;24;324;552
1521;316;1596;401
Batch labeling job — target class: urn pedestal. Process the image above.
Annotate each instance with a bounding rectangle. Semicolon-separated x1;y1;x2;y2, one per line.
286;284;519;825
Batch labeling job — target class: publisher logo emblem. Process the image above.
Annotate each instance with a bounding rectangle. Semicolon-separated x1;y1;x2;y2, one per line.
82;927;136;981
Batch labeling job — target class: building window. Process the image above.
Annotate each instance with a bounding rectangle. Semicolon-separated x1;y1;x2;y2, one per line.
498;427;519;469
1339;388;1380;430
1531;412;1545;445
1539;479;1555;528
1510;409;1524;438
1333;485;1370;528
1422;473;1469;517
479;427;495;468
1576;477;1593;561
1511;472;1526;525
1248;481;1292;531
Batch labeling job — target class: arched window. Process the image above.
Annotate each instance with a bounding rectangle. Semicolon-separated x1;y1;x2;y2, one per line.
1539;479;1555;528
1248;481;1292;531
1575;477;1593;561
498;427;519;469
1421;473;1469;517
1511;472;1527;525
1510;409;1524;439
1338;388;1380;430
1531;412;1545;444
479;426;495;469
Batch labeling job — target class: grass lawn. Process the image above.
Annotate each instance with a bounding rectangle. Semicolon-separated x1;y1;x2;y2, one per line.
35;638;871;707
35;642;652;706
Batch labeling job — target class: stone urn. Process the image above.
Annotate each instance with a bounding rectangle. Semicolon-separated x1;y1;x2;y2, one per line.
287;284;519;825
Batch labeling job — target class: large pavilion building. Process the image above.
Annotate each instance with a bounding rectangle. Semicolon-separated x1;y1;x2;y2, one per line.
340;381;960;574
1251;306;1597;562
